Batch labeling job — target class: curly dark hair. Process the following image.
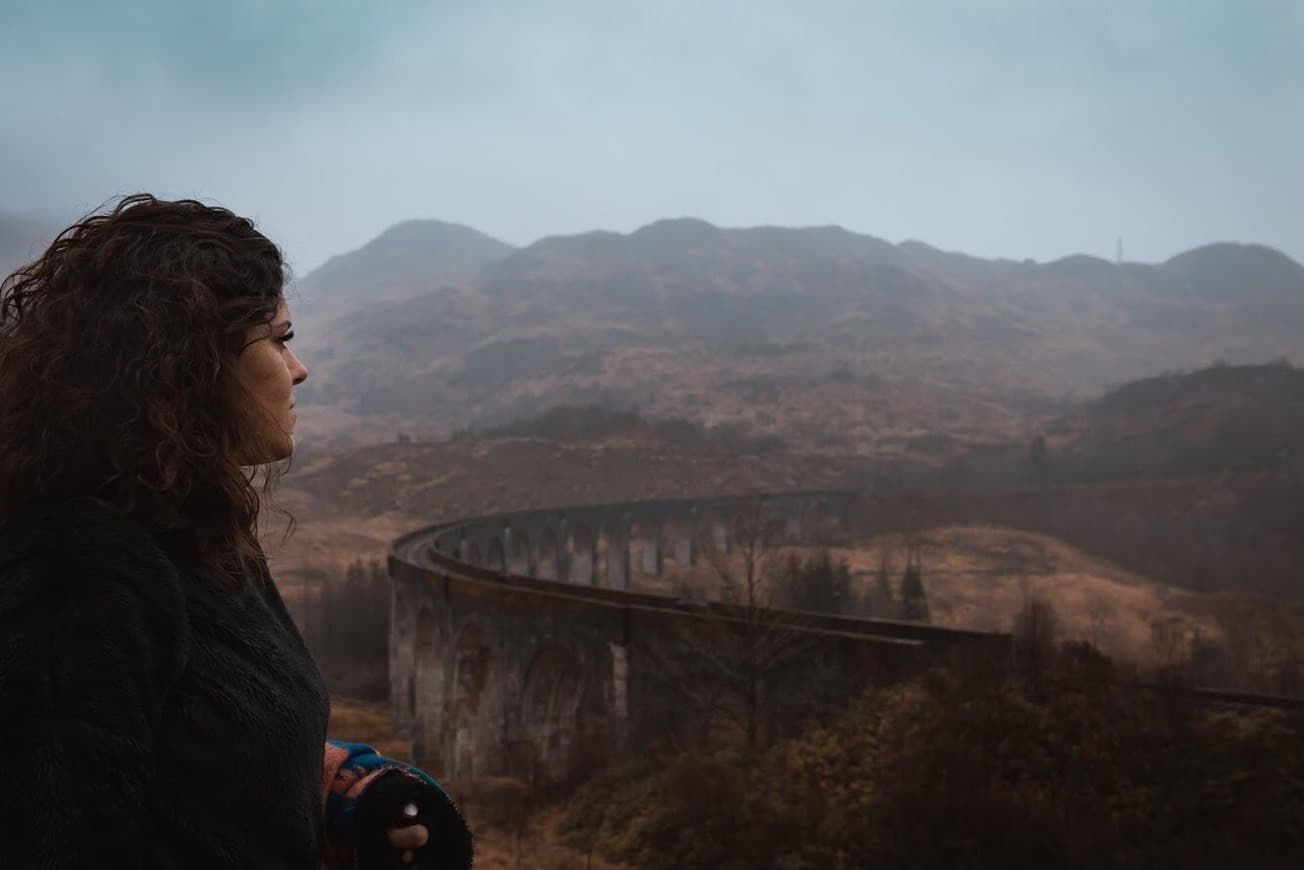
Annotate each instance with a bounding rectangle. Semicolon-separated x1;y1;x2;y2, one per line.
0;193;302;588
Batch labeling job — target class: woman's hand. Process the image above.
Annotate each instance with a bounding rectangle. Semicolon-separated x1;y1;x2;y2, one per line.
354;770;471;869
387;822;429;864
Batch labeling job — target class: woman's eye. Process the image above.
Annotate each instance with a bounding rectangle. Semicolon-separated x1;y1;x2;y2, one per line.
278;331;295;346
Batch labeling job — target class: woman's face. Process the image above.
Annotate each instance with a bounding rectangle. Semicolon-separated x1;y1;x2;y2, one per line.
232;298;307;466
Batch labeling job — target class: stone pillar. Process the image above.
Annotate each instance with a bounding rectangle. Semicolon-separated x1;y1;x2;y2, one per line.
555;520;570;582
605;541;624;589
711;520;730;554
487;537;507;575
607;517;631;590
412;604;445;774
570;542;595;585
609;642;629;753
674;531;694;567
640;531;660;575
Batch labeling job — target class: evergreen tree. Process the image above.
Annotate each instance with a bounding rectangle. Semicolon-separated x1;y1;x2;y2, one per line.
807;550;836;613
898;544;930;623
872;553;894;618
833;557;852;616
782;550;851;615
1026;431;1049;485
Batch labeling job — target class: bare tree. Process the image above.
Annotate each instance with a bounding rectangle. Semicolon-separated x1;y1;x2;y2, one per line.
1085;594;1111;651
898;538;930;623
1012;582;1059;692
1250;613;1304;697
1149;614;1194;687
639;500;825;752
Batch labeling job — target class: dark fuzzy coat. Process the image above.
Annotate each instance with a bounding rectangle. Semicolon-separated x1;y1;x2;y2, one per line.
0;497;471;869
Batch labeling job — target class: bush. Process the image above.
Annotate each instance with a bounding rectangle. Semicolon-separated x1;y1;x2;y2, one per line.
562;658;1304;869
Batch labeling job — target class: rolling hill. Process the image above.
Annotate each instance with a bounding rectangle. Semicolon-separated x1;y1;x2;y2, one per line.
1041;361;1304;482
285;218;1304;453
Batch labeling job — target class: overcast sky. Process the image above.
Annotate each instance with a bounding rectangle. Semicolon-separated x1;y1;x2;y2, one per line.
2;0;1301;275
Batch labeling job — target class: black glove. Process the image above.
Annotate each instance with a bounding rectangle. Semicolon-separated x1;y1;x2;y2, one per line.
353;768;474;870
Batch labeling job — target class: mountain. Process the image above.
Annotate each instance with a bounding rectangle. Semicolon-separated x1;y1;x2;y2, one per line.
298;219;513;301
1160;243;1304;302
286;217;1304;453
288;219;514;337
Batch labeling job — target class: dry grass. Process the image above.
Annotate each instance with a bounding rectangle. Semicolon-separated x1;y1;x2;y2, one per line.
262;498;432;601
327;695;410;760
830;526;1223;664
649;524;1239;668
468;805;629;870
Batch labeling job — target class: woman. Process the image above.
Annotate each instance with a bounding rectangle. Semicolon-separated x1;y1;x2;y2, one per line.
0;195;473;868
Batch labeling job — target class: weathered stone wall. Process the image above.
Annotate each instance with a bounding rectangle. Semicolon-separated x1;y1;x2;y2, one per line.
388;489;1010;788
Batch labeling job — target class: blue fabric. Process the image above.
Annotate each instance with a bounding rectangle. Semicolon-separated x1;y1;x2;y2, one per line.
323;739;453;845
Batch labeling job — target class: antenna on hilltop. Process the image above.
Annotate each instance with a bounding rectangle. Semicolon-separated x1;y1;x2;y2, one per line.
1116;236;1123;265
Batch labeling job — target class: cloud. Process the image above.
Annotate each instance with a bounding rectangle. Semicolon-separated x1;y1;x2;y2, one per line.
2;0;1301;272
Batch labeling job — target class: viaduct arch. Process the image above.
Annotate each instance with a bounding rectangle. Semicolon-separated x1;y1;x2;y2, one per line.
387;489;1010;788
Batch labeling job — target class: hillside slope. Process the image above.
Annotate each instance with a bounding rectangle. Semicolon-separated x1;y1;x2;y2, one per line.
286;218;1304;452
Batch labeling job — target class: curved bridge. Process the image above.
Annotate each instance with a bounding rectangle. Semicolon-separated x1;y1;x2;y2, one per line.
386;489;1010;788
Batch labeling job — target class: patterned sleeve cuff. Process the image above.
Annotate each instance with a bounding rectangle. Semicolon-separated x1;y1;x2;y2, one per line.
321;740;473;869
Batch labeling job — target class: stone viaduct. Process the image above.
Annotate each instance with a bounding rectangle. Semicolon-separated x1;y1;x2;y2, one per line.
386;489;1011;789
